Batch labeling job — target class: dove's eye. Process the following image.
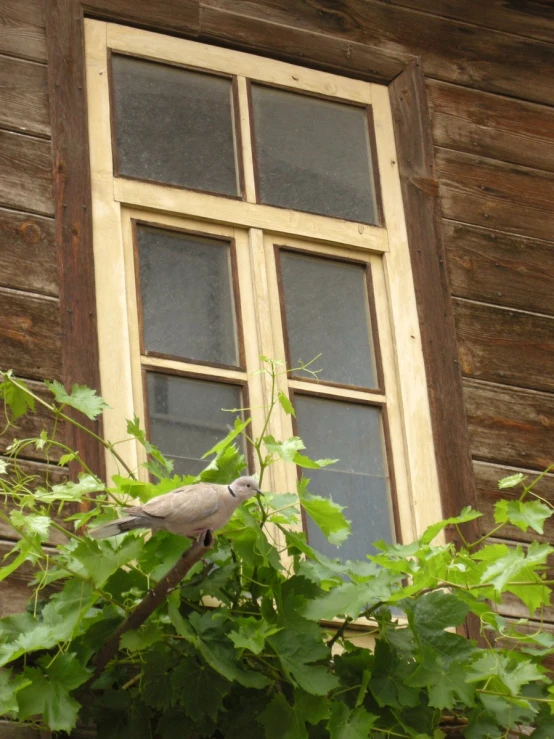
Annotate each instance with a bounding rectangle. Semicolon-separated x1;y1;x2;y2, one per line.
246;484;251;488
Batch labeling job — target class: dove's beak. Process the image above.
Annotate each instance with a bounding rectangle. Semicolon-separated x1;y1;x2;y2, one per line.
256;487;264;496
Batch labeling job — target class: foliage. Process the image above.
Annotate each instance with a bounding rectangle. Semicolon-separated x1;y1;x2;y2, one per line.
0;363;553;738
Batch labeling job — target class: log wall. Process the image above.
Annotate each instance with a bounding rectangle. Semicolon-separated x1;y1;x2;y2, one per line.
1;2;554;730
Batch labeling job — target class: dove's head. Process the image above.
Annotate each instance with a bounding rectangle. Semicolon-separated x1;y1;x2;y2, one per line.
229;476;263;501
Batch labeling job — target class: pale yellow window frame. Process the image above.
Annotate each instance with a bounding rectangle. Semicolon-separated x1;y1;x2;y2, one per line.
84;19;442;548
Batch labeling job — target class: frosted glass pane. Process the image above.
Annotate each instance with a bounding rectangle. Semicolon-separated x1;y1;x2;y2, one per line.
137;225;238;366
251;84;376;222
146;373;243;477
280;251;377;388
294;395;393;560
111;55;239;195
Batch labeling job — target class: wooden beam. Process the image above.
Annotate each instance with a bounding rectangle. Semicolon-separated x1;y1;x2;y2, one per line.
43;0;105;479
388;60;478;538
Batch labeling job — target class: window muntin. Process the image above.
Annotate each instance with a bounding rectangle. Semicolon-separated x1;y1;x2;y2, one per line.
85;20;442;553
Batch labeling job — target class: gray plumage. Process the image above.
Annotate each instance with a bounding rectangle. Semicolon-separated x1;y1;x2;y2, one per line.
89;476;262;540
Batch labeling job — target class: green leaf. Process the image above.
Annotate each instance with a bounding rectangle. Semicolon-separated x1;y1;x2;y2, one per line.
171;656;231;722
0;372;35;420
465;652;545;696
420;506;482;544
45;379;110;420
259;694;308;739
69;536;144;587
327;702;378;739
9;511;51;541
407;648;475;709
481;542;553;594
264;434;305;463
303;571;399;621
0;459;8;475
293;452;339;469
120;622;164;651
498;473;526;490
278;390;296;417
0;669;31;715
228;617;282;655
17;653;90;732
297;480;350;545
269;629;339;695
494;499;553;534
201;417;251;458
35;472;104;502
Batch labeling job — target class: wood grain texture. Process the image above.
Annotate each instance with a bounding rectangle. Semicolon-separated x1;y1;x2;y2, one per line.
436;148;554;242
453;298;554;394
201;0;554;105
0;55;50;137
443;221;554;317
0;129;53;215
0;0;46;62
83;0;199;36
199;4;412;83
0;382;64;462
389;62;478;536
0;722;48;739
428;80;554;174
0;288;61;380
385;0;554;45
464;379;554;471
44;0;105;480
0;208;58;296
473;460;554;545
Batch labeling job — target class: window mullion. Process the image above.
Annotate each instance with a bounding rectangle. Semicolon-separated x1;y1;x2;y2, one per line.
236;76;257;203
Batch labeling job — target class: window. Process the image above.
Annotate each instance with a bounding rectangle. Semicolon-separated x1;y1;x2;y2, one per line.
84;20;441;556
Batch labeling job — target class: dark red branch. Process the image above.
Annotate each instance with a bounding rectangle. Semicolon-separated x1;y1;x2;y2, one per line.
91;531;213;679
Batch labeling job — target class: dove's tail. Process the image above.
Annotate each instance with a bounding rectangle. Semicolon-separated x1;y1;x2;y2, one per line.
88;515;150;539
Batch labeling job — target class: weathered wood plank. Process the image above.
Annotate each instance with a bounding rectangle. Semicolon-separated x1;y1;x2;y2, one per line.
44;0;106;480
494;619;554;671
388;62;478;539
0;129;53;216
83;0;200;36
386;0;554;46
473;460;554;545
199;4;412;82
453;298;554;394
464;379;554;471
444;221;554;317
0;208;58;296
0;382;64;462
0;0;46;62
201;0;554;104
0;55;50;137
0;721;45;739
0;540;39;617
428;80;554;174
0;288;61;380
436;148;554;242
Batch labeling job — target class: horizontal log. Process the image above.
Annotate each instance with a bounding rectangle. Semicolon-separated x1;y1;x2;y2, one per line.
0;288;61;380
428;80;554;173
199;5;412;82
473;460;554;545
385;0;554;45
436;148;554;242
443;221;554;316
0;56;50;137
0;721;45;739
0;208;58;296
83;0;200;36
0;129;53;216
201;0;554;104
0;0;46;62
464;379;554;470
453;298;554;393
0;381;64;463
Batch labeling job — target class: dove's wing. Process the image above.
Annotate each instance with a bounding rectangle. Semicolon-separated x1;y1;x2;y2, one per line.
140;483;220;524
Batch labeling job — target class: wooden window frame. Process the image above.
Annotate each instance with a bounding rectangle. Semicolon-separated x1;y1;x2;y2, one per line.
44;1;478;550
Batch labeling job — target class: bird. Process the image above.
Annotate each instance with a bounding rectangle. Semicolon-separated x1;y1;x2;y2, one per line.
88;475;262;541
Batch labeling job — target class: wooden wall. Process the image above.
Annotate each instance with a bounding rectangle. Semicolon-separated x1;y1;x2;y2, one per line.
0;0;553;729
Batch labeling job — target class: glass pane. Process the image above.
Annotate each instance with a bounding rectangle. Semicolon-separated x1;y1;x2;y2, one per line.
111;54;239;196
137;225;239;367
146;373;243;477
294;395;393;560
279;251;377;388
251;84;376;223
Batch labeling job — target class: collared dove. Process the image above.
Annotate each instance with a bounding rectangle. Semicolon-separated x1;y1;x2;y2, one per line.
89;475;262;540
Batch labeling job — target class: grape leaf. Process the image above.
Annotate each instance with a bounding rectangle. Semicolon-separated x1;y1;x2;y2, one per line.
328;702;378;739
494;499;553;534
278;390;296;417
45;379;110;420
